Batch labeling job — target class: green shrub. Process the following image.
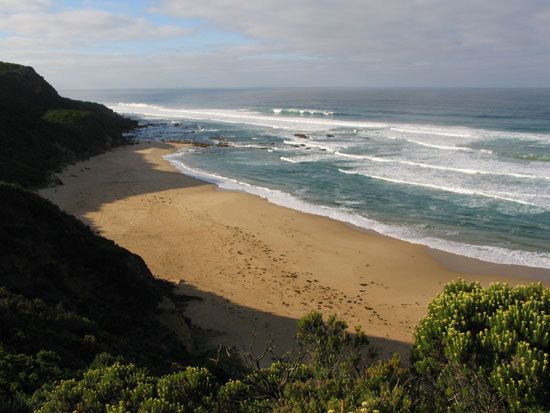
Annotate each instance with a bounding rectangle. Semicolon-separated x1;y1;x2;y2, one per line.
412;279;549;412
295;311;375;379
0;184;189;374
217;379;255;411
0;61;136;188
156;367;215;411
42;109;92;127
36;362;154;413
37;364;218;413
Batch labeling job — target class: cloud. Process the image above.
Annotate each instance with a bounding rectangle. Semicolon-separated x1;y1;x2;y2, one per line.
1;0;549;87
153;0;550;61
3;40;547;91
0;0;51;13
0;4;188;49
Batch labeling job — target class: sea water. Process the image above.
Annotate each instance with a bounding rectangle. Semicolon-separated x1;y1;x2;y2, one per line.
65;88;550;269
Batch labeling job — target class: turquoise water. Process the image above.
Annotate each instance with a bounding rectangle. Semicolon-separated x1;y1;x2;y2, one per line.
66;88;550;269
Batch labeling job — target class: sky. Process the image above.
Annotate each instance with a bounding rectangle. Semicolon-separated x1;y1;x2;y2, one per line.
1;0;549;89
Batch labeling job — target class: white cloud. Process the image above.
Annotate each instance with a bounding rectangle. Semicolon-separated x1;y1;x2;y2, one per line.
0;5;188;49
0;0;51;13
153;0;550;63
1;0;549;87
3;40;548;91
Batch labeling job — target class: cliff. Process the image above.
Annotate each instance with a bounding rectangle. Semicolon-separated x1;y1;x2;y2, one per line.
0;62;137;188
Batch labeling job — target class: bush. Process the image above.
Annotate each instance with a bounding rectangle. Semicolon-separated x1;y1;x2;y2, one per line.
37;362;154;413
0;185;195;411
0;184;189;374
156;367;215;411
412;279;550;412
295;311;376;379
37;364;217;413
30;312;398;412
0;61;136;188
217;379;255;412
6;276;549;412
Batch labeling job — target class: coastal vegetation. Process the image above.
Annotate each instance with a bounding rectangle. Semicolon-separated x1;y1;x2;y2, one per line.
0;62;136;188
1;62;548;412
0;183;191;411
412;280;549;411
2;229;547;413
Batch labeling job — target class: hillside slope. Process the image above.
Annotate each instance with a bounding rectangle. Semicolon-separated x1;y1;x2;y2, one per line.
0;183;195;411
0;63;196;411
0;62;136;188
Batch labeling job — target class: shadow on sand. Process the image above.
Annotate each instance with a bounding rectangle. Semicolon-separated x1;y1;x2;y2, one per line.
175;281;412;366
43;142;208;220
46;141;413;365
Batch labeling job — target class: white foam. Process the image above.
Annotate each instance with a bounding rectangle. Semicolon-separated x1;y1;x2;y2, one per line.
109;102;387;131
390;126;550;143
273;107;334;116
164;150;550;269
334;151;550;181
394;137;479;152
111;102;550;150
280;155;329;164
283;136;353;152
228;143;271;149
337;169;540;207
387;135;495;154
282;140;339;152
280;156;300;163
391;126;472;138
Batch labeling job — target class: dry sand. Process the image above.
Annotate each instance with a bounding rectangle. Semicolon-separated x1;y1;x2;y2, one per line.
39;142;549;361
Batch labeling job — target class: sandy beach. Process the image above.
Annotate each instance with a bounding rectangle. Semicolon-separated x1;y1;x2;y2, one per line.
39;142;549;361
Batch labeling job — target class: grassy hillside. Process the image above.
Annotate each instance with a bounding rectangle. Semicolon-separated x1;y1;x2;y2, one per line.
0;62;136;188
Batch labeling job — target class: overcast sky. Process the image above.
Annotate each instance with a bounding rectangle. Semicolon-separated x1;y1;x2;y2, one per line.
1;0;549;89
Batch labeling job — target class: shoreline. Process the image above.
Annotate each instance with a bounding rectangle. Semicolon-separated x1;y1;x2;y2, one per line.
427;248;550;281
163;146;550;275
154;140;550;280
39;141;549;361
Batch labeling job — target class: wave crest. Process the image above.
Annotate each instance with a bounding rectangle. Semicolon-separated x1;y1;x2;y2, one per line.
337;169;540;207
272;108;334;116
163;150;550;269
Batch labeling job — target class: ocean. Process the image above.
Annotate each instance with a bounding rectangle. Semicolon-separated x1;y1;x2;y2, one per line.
64;88;550;269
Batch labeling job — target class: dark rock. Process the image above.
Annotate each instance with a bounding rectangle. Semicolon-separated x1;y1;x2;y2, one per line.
192;142;211;148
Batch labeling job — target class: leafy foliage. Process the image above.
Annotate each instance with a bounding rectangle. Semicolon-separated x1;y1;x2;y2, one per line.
33;312;410;412
0;61;136;188
295;311;375;379
0;62;23;75
2;277;548;412
0;185;191;411
37;363;218;413
412;279;550;412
